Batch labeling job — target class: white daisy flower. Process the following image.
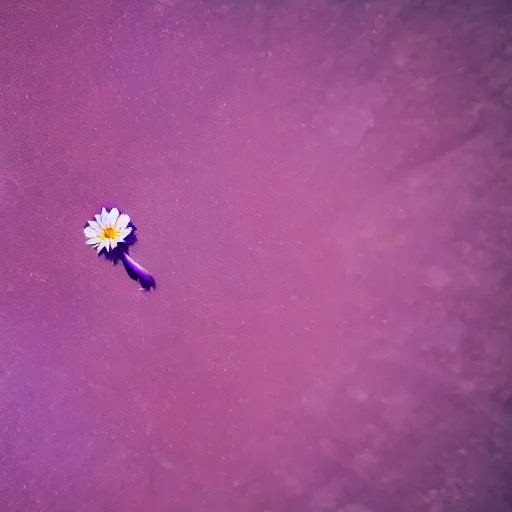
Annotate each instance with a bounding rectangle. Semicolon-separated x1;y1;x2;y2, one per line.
84;206;133;253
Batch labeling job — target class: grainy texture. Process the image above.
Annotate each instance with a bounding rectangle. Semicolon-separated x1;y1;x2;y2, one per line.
1;0;512;510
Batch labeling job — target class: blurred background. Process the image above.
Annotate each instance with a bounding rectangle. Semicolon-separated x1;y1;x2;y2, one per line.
1;0;512;510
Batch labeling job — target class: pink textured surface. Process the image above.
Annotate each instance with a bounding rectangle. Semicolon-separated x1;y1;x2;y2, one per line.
1;0;512;510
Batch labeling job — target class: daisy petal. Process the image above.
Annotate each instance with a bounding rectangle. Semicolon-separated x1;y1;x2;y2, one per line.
101;207;109;227
95;214;104;228
86;236;101;245
116;213;131;230
97;239;108;253
87;220;103;234
107;207;120;226
84;226;99;238
110;239;118;250
118;227;133;240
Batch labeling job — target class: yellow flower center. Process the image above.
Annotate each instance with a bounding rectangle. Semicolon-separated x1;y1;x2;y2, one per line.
101;227;118;239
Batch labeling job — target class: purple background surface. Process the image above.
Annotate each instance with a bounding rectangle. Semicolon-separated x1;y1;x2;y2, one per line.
2;0;512;510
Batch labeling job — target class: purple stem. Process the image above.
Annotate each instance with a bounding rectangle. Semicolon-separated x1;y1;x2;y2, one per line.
121;251;156;290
